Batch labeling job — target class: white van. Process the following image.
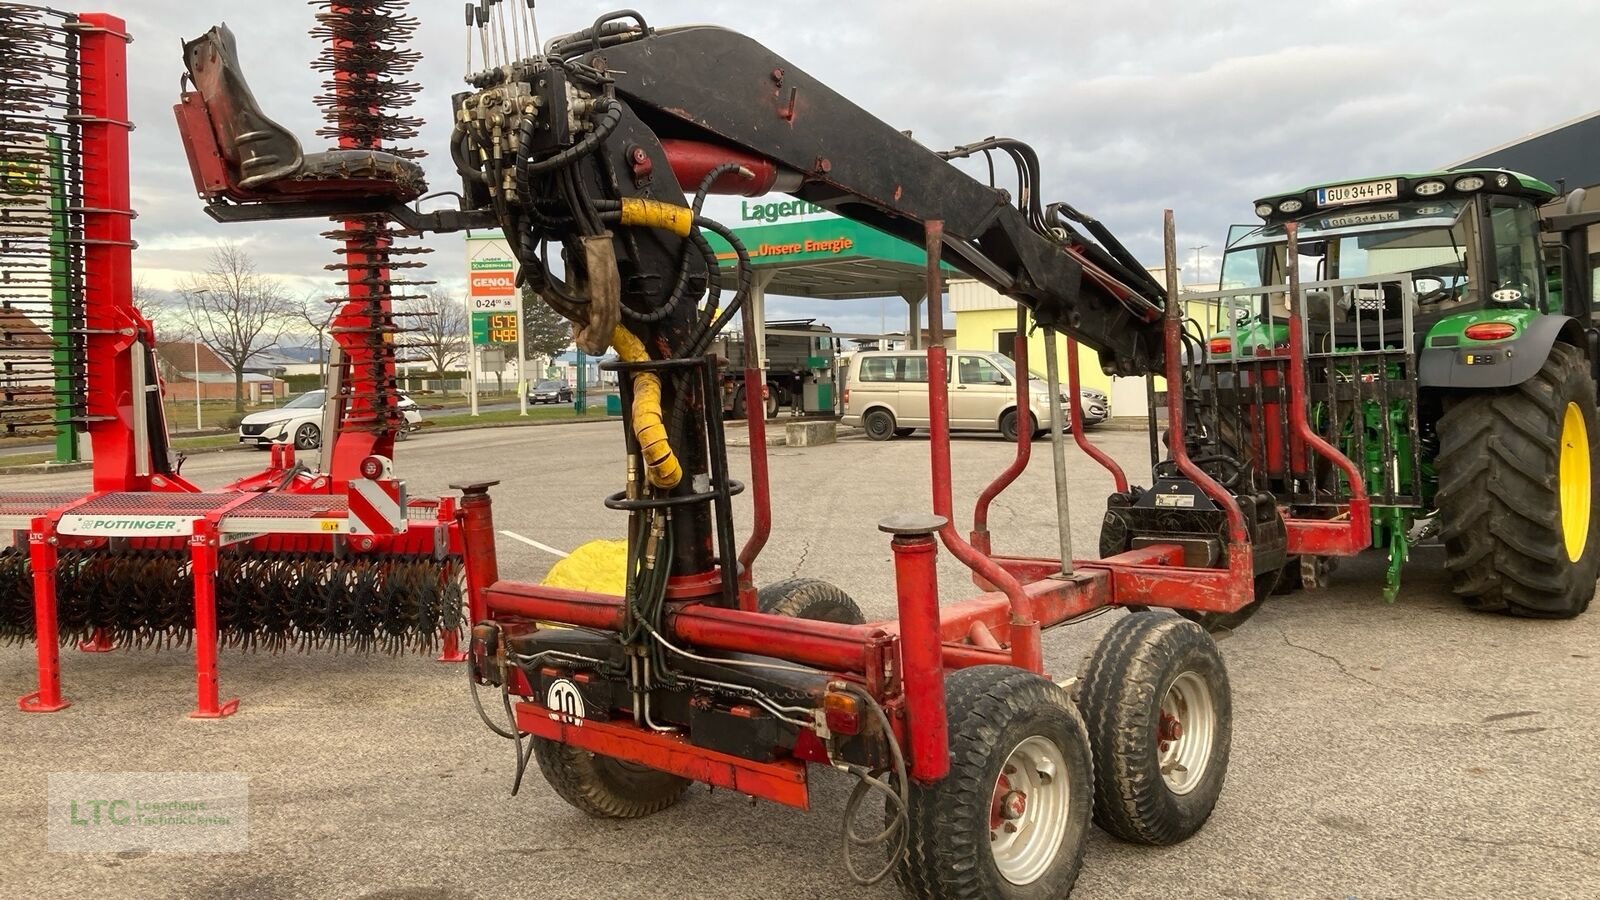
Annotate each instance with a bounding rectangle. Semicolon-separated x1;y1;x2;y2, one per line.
842;350;1108;441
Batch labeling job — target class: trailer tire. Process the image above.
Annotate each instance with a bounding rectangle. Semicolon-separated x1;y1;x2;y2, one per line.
533;740;690;819
863;408;897;441
896;666;1092;900
765;387;781;419
731;386;748;419
1073;612;1230;845
757;578;866;625
1436;342;1599;619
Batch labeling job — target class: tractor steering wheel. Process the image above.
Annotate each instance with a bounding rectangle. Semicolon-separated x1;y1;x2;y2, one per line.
1414;276;1455;307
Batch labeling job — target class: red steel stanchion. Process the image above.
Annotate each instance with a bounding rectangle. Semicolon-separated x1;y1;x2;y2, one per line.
882;513;950;783
19;523;69;712
188;527;239;718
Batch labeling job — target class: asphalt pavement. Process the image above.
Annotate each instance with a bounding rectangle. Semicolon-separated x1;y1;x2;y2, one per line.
1;423;1595;899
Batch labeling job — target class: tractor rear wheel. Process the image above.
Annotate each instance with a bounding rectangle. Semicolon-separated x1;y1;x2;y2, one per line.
895;666;1092;900
757;578;866;624
533;741;689;819
1073;612;1231;845
1436;342;1599;618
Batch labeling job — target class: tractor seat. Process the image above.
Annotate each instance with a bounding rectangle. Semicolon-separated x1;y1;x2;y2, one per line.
178;24;424;203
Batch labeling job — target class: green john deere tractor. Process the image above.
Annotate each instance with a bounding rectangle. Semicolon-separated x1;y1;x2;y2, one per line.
1183;168;1599;619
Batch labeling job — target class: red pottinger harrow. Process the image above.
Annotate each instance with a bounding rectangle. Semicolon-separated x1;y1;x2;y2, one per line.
0;3;471;718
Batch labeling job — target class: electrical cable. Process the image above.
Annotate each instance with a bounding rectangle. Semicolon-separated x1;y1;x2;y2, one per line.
838;685;909;886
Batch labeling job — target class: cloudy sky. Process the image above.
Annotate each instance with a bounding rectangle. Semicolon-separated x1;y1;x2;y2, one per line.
121;0;1600;337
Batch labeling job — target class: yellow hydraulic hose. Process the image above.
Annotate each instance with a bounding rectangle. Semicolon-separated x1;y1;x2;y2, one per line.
618;198;694;237
611;325;683;489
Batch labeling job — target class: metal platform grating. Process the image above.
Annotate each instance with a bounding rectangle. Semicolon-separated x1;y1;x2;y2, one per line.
232;494;347;518
69;492;246;516
0;492;88;516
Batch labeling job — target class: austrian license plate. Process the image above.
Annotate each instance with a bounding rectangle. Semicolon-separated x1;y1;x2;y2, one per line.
1317;179;1398;207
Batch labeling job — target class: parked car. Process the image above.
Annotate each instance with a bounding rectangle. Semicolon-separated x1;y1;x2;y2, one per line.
842;350;1109;442
238;389;423;450
527;379;575;405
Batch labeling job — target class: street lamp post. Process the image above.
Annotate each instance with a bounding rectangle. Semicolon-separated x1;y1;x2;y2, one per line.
183;288;211;432
1189;244;1208;287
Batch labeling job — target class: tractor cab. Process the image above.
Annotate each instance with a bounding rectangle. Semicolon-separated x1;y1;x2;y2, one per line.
1213;170;1558;354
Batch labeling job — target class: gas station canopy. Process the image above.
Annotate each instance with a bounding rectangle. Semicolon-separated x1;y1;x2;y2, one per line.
704;217;950;300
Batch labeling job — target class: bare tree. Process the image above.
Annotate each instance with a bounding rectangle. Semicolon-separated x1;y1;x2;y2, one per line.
522;287;573;379
132;276;190;342
402;288;468;395
292;289;336;380
181;244;294;412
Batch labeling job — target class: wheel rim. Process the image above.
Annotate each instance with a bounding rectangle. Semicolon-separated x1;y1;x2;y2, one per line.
1559;401;1590;562
1158;671;1216;795
989;735;1070;886
297;426;319;449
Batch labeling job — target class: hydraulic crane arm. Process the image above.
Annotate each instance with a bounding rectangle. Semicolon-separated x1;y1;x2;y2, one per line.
455;16;1169;377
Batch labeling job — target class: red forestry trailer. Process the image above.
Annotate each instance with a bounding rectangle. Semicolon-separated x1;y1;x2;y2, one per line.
155;4;1376;897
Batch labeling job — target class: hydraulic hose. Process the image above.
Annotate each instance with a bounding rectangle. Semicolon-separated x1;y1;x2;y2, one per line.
612;325;682;489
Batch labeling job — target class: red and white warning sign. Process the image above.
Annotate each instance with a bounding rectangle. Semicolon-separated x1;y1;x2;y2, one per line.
348;477;408;536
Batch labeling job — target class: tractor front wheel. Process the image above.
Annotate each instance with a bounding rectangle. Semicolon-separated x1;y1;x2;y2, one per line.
895;666;1092;900
1436;342;1599;618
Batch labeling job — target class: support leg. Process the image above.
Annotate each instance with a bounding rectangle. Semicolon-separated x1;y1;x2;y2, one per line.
189;532;239;718
78;628;114;653
19;528;69;712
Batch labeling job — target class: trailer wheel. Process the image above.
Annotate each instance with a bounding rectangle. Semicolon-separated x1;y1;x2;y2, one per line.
895;666;1091;900
765;387;781;419
999;409;1036;443
1073;612;1230;845
863;408;897;441
1436;342;1599;618
533;741;689;819
757;578;866;624
730;386;748;419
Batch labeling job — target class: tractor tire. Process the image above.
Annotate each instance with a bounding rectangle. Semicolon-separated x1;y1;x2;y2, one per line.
863;408;897;441
533;740;689;819
999;409;1037;444
895;666;1092;900
1436;342;1599;619
757;578;866;625
293;423;321;451
1073;612;1231;845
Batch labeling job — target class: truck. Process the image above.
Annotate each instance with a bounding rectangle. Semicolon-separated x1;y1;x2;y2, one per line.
710;319;839;419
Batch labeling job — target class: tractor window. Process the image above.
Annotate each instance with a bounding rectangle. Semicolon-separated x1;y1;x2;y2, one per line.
1487;197;1544;308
